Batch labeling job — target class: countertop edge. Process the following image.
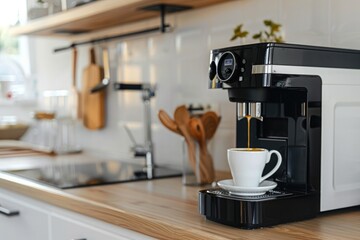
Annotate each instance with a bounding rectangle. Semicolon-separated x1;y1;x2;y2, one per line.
0;172;221;240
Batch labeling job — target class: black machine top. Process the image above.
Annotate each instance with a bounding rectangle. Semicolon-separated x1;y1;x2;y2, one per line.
211;42;360;69
209;43;360;89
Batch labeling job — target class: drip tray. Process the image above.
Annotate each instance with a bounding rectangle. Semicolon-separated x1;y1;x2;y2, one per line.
199;188;318;229
5;161;181;189
206;189;294;201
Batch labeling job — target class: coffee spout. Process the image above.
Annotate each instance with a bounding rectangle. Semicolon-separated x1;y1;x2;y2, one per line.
236;102;263;121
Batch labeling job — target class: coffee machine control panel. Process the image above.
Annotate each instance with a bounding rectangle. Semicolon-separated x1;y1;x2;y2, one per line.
216;51;238;82
209;47;254;89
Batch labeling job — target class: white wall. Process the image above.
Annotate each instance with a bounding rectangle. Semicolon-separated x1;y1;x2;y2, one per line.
29;0;360;170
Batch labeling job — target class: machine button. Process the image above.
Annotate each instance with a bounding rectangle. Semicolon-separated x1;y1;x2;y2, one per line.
209;61;216;80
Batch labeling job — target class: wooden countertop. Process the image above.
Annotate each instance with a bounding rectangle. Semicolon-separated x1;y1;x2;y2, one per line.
0;156;359;239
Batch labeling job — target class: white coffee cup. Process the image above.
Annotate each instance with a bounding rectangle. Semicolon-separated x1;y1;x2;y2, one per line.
227;148;282;187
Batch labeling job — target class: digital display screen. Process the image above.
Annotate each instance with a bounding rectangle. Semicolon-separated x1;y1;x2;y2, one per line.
224;58;233;66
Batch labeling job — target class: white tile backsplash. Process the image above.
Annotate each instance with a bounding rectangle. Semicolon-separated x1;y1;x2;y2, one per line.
28;0;360;171
148;34;176;60
330;0;360;49
208;24;237;50
280;0;330;46
175;29;207;55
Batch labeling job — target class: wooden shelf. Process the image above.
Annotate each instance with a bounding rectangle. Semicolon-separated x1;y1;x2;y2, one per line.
10;0;228;39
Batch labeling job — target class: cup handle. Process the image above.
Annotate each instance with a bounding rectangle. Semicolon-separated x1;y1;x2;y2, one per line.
259;150;282;183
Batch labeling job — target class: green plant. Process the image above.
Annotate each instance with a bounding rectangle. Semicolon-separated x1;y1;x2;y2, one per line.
230;20;284;43
230;24;249;41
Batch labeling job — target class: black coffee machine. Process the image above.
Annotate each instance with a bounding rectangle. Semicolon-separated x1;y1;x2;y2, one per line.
199;42;360;229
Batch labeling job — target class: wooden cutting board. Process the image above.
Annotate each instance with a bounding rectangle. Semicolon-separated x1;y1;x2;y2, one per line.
82;47;105;130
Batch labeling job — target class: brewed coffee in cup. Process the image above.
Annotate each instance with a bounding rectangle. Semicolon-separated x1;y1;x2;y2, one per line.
227;148;282;187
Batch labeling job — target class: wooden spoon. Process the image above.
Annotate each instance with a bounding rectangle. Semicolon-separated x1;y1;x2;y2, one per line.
173;105;199;180
158;110;181;135
201;111;221;140
188;117;215;183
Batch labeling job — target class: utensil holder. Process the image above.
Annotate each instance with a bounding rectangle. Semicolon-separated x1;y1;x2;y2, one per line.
182;139;201;185
182;138;215;186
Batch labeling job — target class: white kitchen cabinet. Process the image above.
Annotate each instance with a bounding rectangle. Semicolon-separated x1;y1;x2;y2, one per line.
51;214;128;240
0;188;51;240
0;187;153;240
50;207;153;240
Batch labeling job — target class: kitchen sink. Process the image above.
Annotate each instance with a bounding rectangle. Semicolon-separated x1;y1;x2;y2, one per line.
5;160;181;189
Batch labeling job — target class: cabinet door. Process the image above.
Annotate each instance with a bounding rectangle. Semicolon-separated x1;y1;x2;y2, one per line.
51;214;129;240
321;85;360;211
0;189;50;240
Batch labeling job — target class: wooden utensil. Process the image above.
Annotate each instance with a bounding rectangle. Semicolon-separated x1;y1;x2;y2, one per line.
158;110;181;135
173;105;199;179
70;47;81;119
201;111;221;140
82;47;105;130
188;117;215;183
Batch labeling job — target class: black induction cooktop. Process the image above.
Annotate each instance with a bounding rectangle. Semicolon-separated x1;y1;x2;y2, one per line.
6;161;181;189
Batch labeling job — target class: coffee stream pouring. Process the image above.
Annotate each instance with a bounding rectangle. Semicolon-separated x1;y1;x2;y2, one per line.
236;102;263;148
237;102;263;121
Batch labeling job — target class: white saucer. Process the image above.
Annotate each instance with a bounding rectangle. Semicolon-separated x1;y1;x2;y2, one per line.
217;179;277;196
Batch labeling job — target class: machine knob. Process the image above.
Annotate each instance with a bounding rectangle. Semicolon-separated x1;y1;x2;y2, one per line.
209;61;216;80
225;68;232;74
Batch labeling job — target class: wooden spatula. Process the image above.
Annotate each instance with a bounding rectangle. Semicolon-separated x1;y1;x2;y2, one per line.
158;109;181;135
188;117;215;184
201;111;221;140
173;106;197;177
70;47;82;120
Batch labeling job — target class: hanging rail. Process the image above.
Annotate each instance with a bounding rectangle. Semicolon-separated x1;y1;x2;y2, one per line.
53;3;191;53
